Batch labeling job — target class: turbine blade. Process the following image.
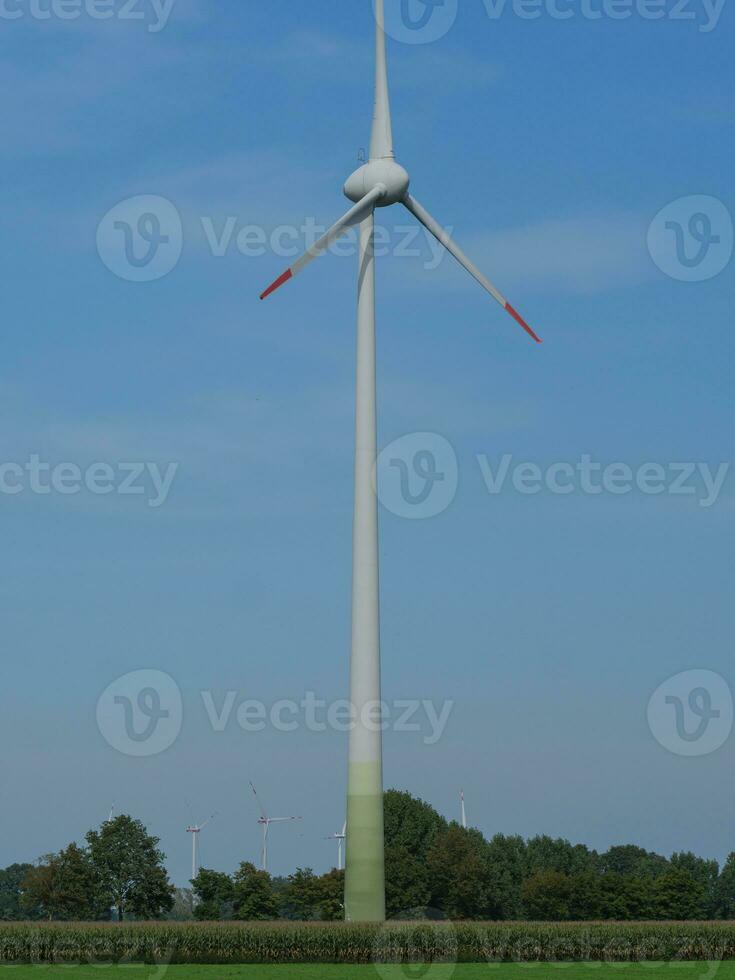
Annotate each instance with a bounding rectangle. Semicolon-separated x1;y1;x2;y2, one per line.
259;186;385;301
370;0;393;160
199;811;218;831
402;194;542;343
249;781;268;820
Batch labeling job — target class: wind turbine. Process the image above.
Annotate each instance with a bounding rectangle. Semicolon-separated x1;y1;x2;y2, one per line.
186;811;217;883
260;0;542;922
249;782;302;873
460;791;467;830
325;821;347;872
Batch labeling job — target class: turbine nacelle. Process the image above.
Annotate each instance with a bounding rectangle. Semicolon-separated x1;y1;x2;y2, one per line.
344;159;410;207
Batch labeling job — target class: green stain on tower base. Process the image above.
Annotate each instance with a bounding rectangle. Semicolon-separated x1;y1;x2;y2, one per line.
344;761;385;922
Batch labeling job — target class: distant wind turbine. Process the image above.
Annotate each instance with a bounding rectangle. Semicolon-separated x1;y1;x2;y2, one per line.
460;791;467;830
249;782;301;873
325;821;347;871
186;810;217;883
259;0;542;924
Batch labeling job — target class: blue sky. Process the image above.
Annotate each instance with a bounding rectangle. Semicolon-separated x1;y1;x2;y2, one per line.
1;0;734;888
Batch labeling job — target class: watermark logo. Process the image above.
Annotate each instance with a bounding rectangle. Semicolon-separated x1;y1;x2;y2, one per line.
97;201;449;281
97;670;183;757
647;669;733;756
376;433;458;519
373;911;457;979
476;454;729;508
376;0;458;44
97;195;183;282
647;195;733;282
201;691;453;746
0;0;177;32
482;0;725;30
203;215;448;268
0;455;178;508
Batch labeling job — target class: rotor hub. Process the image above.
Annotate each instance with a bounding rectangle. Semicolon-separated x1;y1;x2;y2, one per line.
344;159;410;207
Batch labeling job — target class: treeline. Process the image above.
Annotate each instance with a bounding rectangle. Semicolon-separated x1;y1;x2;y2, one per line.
0;815;174;921
191;791;735;921
192;866;344;921
381;791;735;920
4;791;735;922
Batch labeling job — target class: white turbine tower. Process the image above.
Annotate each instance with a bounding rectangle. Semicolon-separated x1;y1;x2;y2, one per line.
249;782;302;874
325;821;347;872
186;811;217;883
260;0;541;922
460;791;467;830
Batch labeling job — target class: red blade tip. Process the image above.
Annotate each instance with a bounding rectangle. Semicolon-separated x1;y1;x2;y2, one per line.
260;268;293;301
505;303;542;343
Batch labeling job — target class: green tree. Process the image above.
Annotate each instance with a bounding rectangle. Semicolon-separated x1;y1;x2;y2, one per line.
281;868;323;920
714;852;735;918
568;871;603;920
191;869;234;920
599;844;669;878
522;871;571;920
317;869;345;921
231;862;278;920
86;815;174;921
654;869;708;920
0;864;36;920
384;790;447;861
484;834;527;919
280;867;345;921
670;852;718;916
19;857;57;920
568;871;657;921
598;873;655;920
526;836;596;877
385;845;431;918
48;844;106;920
426;826;490;919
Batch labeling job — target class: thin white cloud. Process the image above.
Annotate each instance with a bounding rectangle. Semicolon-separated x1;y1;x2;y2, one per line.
465;213;651;293
387;211;652;295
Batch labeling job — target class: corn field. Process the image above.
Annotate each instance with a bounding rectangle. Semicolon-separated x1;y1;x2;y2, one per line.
1;921;735;964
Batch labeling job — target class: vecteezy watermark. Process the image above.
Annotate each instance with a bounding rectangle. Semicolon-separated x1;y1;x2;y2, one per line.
375;0;725;40
373;912;457;979
375;0;459;44
648;195;733;281
97;671;454;756
97;195;183;282
201;691;454;745
647;670;733;756
97;195;450;283
482;0;725;31
376;433;459;519
0;0;177;32
0;455;178;508
97;670;184;757
203;217;448;269
50;946;175;979
477;454;730;508
374;437;730;520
